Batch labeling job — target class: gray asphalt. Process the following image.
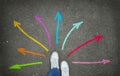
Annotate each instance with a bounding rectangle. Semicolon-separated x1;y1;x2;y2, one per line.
0;0;120;76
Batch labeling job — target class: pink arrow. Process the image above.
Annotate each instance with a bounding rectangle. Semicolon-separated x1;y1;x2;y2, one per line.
72;59;111;64
35;16;52;48
68;35;103;57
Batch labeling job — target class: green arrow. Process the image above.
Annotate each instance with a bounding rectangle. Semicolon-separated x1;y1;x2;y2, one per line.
9;62;43;70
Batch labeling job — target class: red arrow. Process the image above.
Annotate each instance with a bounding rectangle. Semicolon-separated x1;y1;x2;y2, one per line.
67;35;103;57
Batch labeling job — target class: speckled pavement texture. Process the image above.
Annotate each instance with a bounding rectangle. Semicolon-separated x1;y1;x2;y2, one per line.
0;0;120;76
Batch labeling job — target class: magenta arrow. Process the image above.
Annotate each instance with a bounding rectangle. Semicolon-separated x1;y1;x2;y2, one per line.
68;35;103;57
72;59;110;64
34;16;52;48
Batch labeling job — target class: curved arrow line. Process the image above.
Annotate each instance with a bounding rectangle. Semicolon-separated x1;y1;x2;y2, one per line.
34;16;52;48
61;21;83;50
14;21;48;52
17;26;48;51
67;35;103;57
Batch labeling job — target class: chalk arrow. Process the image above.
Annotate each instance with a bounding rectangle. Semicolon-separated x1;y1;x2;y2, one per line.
68;35;103;57
54;11;62;45
72;59;110;64
62;21;83;50
9;62;43;70
34;16;52;48
14;20;48;52
9;64;21;70
14;20;21;27
18;48;45;57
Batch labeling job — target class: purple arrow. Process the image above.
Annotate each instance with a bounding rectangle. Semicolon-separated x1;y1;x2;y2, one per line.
34;16;52;48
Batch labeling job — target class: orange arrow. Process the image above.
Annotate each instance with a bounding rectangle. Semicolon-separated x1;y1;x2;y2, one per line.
18;48;45;57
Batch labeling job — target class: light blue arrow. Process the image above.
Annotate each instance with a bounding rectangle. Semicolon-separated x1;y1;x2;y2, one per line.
54;11;62;45
61;21;84;50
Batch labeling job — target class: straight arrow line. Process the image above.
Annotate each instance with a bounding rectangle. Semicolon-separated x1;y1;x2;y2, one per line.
56;20;60;44
19;62;42;66
72;61;102;64
34;16;52;48
72;59;110;64
54;11;62;45
18;48;46;57
9;62;43;70
14;20;48;52
62;21;83;50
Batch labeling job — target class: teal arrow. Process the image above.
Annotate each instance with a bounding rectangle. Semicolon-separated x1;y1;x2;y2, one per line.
54;11;62;45
61;21;84;50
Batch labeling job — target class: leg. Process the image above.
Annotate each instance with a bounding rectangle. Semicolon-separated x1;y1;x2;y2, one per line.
48;51;60;76
48;68;60;76
50;51;59;69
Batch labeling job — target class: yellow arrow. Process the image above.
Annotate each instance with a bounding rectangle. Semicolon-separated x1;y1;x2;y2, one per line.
14;20;48;52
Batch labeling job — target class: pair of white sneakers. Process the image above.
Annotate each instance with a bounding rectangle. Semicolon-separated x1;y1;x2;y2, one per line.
50;51;69;76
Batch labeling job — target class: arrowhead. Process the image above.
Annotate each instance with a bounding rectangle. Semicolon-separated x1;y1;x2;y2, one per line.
73;21;83;29
102;59;111;64
54;11;62;22
18;48;26;55
14;20;21;27
9;64;21;70
93;35;103;42
34;16;42;21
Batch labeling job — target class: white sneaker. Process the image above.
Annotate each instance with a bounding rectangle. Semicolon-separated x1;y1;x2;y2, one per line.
50;51;59;69
61;61;70;76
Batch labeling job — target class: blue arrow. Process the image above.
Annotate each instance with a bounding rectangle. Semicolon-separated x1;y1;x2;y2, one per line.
61;21;83;50
54;11;62;45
